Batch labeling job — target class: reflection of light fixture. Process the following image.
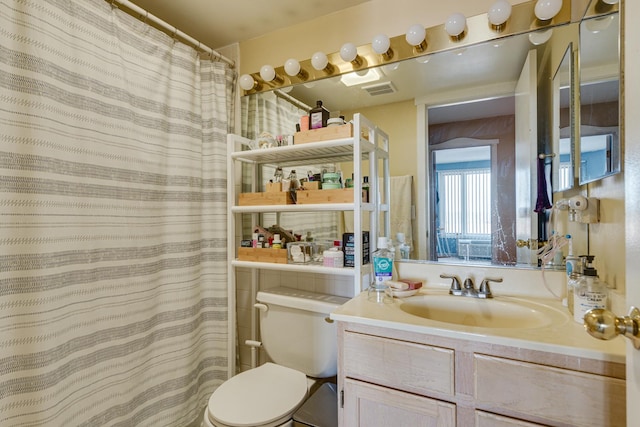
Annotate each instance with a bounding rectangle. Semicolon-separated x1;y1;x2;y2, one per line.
340;42;363;66
372;34;393;60
585;15;614;33
529;28;553;45
259;65;284;85
382;62;399;73
340;68;381;87
239;74;260;91
445;13;467;39
534;0;562;21
311;51;334;74
488;0;512;30
415;56;430;64
284;58;308;80
405;24;427;52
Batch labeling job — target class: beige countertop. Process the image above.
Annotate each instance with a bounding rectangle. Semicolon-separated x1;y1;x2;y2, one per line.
330;288;626;364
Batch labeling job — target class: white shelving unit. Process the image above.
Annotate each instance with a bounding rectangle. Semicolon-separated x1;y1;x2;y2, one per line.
227;113;390;298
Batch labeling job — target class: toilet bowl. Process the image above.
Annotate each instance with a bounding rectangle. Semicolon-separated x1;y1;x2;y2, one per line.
203;287;348;427
204;363;307;427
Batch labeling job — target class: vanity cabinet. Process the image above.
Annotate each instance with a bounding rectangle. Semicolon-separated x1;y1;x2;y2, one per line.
337;322;626;427
227;113;390;297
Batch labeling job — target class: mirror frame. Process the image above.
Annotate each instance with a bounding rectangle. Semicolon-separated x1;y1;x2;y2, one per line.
552;43;576;193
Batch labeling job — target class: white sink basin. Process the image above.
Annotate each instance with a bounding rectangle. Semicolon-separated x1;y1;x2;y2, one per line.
399;295;566;329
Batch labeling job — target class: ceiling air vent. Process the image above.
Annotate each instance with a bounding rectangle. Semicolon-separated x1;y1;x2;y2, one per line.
362;81;396;96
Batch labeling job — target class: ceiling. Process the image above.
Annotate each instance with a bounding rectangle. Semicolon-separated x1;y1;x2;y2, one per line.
126;0;370;49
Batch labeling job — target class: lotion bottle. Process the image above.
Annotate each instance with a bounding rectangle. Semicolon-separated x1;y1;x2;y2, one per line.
573;256;608;324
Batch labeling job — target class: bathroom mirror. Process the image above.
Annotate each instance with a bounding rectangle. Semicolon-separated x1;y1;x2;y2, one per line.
239;5;603;268
578;11;620;185
552;44;575;192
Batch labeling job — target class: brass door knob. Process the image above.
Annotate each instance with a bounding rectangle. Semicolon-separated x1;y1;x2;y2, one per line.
584;307;640;349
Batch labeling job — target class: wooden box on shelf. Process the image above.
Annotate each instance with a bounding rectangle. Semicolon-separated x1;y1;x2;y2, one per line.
297;188;354;204
238;191;294;206
294;124;353;145
237;247;288;264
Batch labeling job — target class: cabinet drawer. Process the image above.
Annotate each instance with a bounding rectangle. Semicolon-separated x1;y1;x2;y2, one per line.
474;354;625;427
475;411;544;427
343;331;455;397
344;378;456;427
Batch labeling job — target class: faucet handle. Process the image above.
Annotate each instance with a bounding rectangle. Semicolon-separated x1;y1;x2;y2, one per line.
440;274;462;295
463;278;475;290
478;277;503;298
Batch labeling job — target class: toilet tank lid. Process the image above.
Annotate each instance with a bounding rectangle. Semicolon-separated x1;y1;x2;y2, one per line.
257;287;349;314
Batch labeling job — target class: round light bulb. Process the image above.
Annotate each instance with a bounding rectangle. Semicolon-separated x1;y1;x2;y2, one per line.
601;0;618;4
445;13;466;37
488;0;512;26
284;58;301;77
259;65;276;82
534;0;562;21
372;34;391;55
405;24;426;47
311;51;329;71
340;42;358;63
239;74;255;91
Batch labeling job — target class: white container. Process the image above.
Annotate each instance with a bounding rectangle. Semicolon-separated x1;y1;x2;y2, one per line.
323;247;344;267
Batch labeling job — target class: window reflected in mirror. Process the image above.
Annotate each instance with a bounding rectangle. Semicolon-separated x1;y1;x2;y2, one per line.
433;146;492;263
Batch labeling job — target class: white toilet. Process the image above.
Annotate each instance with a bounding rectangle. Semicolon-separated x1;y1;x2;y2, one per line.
203;287;349;427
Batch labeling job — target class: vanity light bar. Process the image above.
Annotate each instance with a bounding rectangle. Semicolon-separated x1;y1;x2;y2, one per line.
240;0;572;95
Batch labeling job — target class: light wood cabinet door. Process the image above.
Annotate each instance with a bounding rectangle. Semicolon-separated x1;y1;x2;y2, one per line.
343;378;456;427
474;354;626;427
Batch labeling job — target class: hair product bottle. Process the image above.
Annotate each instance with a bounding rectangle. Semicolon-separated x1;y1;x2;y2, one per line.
309;100;329;129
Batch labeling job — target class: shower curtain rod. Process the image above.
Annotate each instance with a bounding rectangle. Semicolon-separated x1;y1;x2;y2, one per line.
110;0;235;67
274;89;312;111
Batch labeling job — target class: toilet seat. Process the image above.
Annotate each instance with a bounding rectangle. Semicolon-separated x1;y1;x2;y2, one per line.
207;363;308;427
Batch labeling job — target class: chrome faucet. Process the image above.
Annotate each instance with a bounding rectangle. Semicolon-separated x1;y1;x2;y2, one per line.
440;274;502;298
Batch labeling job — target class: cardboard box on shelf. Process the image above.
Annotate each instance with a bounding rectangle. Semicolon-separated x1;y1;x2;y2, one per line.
294;124;353;145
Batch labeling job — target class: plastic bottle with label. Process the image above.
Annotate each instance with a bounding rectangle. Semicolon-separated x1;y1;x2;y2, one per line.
368;237;394;303
272;234;282;249
573;255;608;324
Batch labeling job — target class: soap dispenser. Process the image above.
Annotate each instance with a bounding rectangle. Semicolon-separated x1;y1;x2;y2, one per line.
573;255;608;324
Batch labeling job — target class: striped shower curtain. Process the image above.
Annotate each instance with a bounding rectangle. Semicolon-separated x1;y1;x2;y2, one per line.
0;0;234;426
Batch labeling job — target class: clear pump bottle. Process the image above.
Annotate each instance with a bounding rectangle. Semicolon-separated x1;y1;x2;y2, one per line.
573;255;608;324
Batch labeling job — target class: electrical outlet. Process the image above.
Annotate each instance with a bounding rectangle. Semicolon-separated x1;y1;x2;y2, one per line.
576;197;600;223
